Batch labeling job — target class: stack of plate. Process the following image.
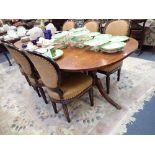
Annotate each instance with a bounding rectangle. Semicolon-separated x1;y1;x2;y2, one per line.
87;32;101;37
99;36;129;53
52;31;69;48
69;28;92;48
84;37;111;47
101;42;126;53
84;35;129;53
95;34;112;40
44;49;64;60
110;36;129;42
35;46;64;60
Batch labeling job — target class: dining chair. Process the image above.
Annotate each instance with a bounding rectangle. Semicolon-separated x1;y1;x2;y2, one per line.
26;51;94;122
98;19;130;94
3;42;48;104
84;20;99;32
62;20;75;31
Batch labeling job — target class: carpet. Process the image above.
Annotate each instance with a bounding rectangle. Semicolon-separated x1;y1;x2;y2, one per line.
0;56;155;135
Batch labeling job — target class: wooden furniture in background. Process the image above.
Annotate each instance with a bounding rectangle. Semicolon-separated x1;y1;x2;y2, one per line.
52;19;67;31
130;19;147;51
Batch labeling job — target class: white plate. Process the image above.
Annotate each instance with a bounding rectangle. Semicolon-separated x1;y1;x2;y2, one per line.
44;49;63;60
87;32;100;37
53;31;68;39
36;46;54;54
70;27;87;32
110;36;129;42
84;38;110;46
101;42;126;52
95;34;112;40
70;30;89;37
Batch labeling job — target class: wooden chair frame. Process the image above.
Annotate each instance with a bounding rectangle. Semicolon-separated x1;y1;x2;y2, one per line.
26;50;94;122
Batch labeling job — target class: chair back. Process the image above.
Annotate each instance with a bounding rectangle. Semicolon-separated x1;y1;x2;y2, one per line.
62;20;75;31
26;51;61;89
3;42;34;76
104;20;130;36
84;20;99;32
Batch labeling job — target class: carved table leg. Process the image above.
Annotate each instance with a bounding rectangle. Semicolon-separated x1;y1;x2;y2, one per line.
90;71;121;110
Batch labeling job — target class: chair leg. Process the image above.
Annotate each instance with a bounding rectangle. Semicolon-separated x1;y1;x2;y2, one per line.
106;75;110;94
52;102;58;114
39;87;48;104
49;97;58;113
24;75;31;86
88;88;94;106
62;104;71;123
117;68;121;81
2;51;12;66
137;49;144;56
33;86;41;97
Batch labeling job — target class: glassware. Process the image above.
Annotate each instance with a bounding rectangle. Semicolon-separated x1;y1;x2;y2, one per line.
21;43;27;49
43;30;52;39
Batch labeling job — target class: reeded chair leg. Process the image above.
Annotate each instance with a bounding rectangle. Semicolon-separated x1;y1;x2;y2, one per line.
24;75;31;86
117;68;121;81
33;86;41;97
52;102;58;114
106;75;110;94
39;87;48;104
49;97;58;113
89;88;94;106
62;104;71;123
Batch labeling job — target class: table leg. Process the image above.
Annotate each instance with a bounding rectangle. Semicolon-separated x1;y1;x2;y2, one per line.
90;71;121;110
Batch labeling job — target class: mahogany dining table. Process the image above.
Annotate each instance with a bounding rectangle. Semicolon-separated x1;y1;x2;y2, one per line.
14;38;138;110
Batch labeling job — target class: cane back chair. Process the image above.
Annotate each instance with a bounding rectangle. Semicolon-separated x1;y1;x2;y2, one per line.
62;20;75;31
3;42;48;104
98;19;130;94
84;20;99;32
26;51;94;122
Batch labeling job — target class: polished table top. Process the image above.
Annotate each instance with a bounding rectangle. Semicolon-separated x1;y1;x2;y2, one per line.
14;37;138;72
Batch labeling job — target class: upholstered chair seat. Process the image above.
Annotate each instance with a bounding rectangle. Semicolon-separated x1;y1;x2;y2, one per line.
47;73;93;100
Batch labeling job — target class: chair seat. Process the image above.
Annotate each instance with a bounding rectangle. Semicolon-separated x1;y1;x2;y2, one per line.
99;61;123;72
47;73;93;100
